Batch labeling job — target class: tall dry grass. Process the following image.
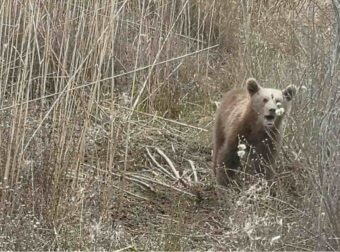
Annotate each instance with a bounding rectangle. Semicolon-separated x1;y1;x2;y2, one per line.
0;0;339;250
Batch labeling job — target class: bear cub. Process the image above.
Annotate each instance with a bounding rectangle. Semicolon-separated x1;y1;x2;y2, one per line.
212;78;296;186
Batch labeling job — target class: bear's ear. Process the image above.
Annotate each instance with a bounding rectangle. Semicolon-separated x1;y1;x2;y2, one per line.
283;85;297;101
246;78;260;95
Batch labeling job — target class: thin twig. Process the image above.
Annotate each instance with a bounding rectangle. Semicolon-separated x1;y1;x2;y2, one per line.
0;44;219;112
155;147;190;187
188;159;198;183
118;104;208;132
114;245;135;252
155;147;180;179
83;163;154;192
146;147;175;179
66;168;150;201
84;164;195;197
129;174;195;197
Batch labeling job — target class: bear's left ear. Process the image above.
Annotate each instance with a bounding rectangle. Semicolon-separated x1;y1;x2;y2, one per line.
283;85;297;101
246;78;261;96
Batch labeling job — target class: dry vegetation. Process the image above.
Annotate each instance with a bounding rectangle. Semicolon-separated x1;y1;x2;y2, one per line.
0;0;339;250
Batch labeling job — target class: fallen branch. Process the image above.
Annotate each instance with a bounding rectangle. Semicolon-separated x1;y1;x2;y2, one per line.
155;147;180;179
129;174;195;197
146;147;175;179
83;163;154;192
66;168;150;201
83;163;196;198
155;147;192;187
188;159;198;183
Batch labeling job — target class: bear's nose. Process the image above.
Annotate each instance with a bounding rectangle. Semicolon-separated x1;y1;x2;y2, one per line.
269;108;276;114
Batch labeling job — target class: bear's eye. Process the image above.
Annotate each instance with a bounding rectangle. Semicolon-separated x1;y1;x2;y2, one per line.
263;98;268;103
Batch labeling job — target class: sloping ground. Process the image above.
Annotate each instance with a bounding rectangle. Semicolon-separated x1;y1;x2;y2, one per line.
0;100;314;251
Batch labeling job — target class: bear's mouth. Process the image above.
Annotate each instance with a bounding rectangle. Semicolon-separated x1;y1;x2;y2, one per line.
264;115;275;121
264;115;275;128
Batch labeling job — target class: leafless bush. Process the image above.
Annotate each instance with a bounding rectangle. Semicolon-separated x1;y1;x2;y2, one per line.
0;0;339;250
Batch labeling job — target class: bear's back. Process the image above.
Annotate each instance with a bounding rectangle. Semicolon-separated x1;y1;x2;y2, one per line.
216;89;249;135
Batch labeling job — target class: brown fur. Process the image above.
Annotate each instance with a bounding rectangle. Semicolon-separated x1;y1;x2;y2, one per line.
212;78;295;186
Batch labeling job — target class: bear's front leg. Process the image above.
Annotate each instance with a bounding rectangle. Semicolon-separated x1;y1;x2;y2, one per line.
216;143;240;186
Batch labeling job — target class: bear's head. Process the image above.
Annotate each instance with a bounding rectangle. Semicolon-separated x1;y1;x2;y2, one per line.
246;78;296;129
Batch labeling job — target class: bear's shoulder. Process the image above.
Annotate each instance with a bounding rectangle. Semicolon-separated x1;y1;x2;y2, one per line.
219;88;249;109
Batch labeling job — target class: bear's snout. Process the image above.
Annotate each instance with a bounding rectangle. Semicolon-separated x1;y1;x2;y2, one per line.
264;108;277;127
269;108;276;114
264;108;276;121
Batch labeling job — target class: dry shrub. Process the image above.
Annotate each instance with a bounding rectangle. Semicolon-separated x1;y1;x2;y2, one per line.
0;0;339;250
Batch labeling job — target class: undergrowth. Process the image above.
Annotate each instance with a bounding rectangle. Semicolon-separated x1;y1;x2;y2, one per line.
0;0;339;250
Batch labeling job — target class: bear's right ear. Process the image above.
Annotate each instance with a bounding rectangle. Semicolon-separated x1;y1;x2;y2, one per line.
246;78;260;96
283;85;297;101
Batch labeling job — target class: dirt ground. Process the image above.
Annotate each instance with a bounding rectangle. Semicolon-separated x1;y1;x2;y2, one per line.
1;100;312;251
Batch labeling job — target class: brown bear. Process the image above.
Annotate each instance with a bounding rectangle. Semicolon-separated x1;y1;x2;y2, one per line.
212;78;296;186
